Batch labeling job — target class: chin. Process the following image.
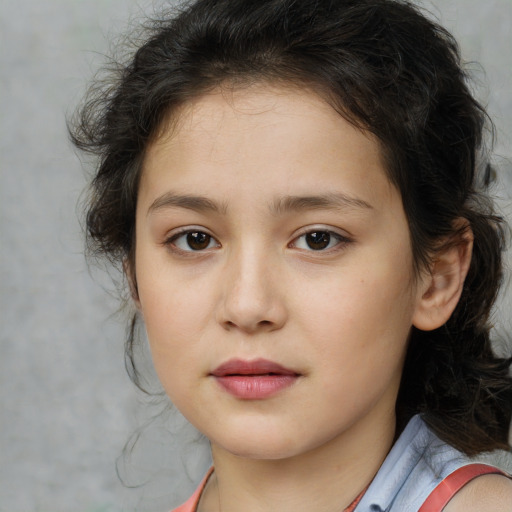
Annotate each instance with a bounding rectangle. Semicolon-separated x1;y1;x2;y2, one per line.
213;428;305;460
224;443;300;460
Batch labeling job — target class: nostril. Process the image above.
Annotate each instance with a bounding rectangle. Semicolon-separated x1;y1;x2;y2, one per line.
217;294;287;333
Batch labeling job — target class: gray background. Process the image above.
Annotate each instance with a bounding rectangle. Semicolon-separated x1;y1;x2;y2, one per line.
1;1;511;511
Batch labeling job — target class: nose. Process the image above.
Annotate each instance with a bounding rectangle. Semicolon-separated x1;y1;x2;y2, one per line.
216;244;287;334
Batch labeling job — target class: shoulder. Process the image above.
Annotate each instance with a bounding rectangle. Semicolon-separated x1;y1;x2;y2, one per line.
443;473;512;512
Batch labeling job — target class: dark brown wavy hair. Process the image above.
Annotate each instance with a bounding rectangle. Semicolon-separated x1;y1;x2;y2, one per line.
70;0;512;456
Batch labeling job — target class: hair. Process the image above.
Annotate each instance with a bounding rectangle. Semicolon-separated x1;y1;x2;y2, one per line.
70;0;512;456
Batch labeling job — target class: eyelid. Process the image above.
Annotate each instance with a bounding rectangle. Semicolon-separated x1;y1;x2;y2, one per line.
289;226;353;252
162;225;351;254
163;226;221;253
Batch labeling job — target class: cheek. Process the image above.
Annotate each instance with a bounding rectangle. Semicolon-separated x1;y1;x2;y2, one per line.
139;287;212;411
294;255;416;368
134;260;217;383
140;282;212;347
298;274;414;419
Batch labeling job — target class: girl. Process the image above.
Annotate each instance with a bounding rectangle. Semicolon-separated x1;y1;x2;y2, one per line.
71;0;512;510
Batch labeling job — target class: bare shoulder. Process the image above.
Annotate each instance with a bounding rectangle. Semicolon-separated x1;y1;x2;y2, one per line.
443;473;512;512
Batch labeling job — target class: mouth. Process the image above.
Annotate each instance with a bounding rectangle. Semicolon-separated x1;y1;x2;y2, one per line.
210;358;300;399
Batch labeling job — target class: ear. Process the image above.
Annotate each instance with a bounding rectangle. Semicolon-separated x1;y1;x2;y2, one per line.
123;258;141;310
412;223;473;331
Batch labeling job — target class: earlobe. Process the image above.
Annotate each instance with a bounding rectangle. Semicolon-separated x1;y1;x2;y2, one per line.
123;258;141;309
412;225;473;331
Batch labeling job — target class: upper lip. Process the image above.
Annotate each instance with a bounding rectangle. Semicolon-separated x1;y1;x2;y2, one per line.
211;358;298;377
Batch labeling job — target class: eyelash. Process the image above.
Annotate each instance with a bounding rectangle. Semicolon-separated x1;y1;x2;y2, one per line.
164;228;220;253
289;229;352;253
164;227;352;254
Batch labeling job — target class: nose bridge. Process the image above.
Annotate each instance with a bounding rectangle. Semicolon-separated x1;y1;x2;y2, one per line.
218;238;285;333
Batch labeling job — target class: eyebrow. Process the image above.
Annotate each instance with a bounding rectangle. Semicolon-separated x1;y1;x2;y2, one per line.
147;192;228;216
147;191;373;216
270;193;373;215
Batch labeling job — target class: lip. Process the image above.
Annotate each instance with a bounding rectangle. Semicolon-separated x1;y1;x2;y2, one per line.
211;358;300;399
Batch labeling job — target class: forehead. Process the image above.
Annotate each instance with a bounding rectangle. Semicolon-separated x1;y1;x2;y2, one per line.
140;83;397;211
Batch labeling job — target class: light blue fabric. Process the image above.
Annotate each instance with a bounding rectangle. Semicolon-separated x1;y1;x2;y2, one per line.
356;415;476;511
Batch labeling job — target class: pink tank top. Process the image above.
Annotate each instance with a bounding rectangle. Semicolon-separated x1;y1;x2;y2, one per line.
171;470;378;512
170;464;509;512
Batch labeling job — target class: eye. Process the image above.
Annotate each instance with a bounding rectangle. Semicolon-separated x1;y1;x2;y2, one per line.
166;230;220;252
291;230;350;251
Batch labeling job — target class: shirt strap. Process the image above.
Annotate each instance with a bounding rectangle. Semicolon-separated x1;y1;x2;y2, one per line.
175;468;369;512
344;484;369;512
418;463;511;512
171;467;214;512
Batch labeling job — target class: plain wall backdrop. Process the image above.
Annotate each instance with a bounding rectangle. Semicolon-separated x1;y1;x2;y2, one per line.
1;1;511;511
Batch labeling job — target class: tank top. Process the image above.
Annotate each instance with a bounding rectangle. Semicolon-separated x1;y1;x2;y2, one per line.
171;415;511;512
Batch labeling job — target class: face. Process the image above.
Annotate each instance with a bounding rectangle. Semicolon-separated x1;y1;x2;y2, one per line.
134;84;425;461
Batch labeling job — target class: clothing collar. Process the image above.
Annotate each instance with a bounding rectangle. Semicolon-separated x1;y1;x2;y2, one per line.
355;415;428;512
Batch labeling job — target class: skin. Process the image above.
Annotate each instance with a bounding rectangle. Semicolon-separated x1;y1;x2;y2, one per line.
132;84;509;512
444;474;512;512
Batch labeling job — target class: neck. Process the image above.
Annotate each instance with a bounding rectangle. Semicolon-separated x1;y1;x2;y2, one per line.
199;408;396;512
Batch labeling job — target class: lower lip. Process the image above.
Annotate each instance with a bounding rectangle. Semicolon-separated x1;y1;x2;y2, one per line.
214;375;298;399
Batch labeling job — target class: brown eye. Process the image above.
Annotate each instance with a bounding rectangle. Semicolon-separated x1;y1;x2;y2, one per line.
305;231;331;250
291;229;351;252
186;231;211;250
167;230;219;252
